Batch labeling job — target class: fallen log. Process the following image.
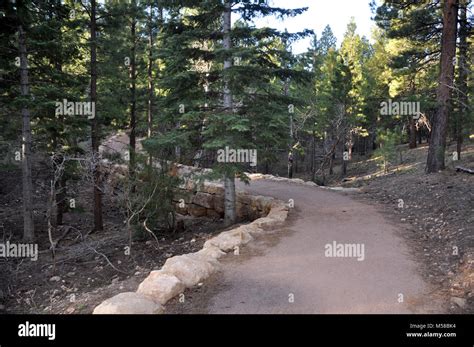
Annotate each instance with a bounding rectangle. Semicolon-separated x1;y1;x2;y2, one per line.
455;166;474;174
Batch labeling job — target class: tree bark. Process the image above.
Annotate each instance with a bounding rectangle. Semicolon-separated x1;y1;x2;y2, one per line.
222;0;236;226
426;0;458;173
129;1;137;181
56;174;67;226
147;0;154;145
311;129;316;181
409;116;417;149
90;0;103;231
342;146;347;176
455;0;469;160
18;25;35;242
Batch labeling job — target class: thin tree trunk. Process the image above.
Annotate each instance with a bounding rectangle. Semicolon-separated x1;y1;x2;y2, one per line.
311;129;316;181
346;135;353;175
56;174;67;226
288;155;293;178
90;0;103;231
129;2;137;184
409;116;417;149
342;146;347;176
223;0;236;226
409;79;417;149
329;152;334;175
18;25;35;242
426;0;458;173
224;174;236;226
147;0;155;166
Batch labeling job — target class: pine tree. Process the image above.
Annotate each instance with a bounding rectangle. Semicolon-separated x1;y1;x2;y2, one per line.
149;0;310;224
18;16;35;242
90;0;103;231
427;0;459;172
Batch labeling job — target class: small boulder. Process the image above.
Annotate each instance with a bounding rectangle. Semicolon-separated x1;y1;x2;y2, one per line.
137;271;185;305
201;182;224;195
187;204;207;217
450;297;467;308
161;254;217;287
93;292;164;314
192;192;214;209
204;229;253;252
234;224;264;237
196;245;226;260
251;217;281;230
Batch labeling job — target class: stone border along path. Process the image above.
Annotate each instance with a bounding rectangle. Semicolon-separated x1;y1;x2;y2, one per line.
93;176;295;314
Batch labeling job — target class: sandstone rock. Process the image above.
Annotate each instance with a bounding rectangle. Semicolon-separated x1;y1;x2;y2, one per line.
236;202;249;219
192;192;214;209
250;217;280;229
204;229;253;252
196;245;226;261
248;208;262;220
236;191;252;205
304;181;318;187
450;296;467;308
137;271;185;305
206;209;222;219
200;182;224;195
251;196;274;213
292;178;305;184
93;292;164;314
161;254;217;287
248;173;263;180
271;201;289;211
187;252;221;268
234;224;264;237
267;207;288;223
187;204;207;217
213;195;225;214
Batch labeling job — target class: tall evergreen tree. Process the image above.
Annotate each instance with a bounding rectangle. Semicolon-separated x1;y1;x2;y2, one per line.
427;0;459;172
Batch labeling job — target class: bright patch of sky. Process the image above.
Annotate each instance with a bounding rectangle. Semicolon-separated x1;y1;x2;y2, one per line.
240;0;376;54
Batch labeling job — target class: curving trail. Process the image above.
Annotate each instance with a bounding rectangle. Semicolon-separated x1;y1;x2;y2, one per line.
173;179;445;314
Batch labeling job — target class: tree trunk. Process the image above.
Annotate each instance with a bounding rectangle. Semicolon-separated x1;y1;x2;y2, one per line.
311;129;316;181
129;2;137;181
409;116;417;149
426;0;458;173
288;156;293;178
90;0;103;231
147;0;155;166
56;175;67;226
455;0;469;160
222;0;236;226
329;152;334;175
224;174;236;227
18;25;35;242
342;146;347;176
54;151;67;226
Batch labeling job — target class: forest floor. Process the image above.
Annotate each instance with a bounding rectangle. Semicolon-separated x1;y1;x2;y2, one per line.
0;156;228;314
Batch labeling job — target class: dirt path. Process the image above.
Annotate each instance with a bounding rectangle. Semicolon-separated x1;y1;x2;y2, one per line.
168;179;446;314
